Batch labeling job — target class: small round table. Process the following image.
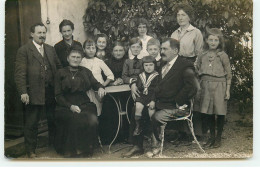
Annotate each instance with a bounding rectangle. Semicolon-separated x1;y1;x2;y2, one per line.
105;85;131;153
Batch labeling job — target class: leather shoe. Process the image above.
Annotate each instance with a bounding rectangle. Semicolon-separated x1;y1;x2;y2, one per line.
145;147;161;158
27;152;37;158
122;146;144;158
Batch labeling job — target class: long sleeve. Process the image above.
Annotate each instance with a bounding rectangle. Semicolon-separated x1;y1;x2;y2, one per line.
175;67;198;105
194;30;204;56
151;76;159;101
122;60;131;84
86;68;104;91
219;52;232;85
194;53;202;75
14;46;28;95
53;47;63;69
100;60;115;81
54;70;72;108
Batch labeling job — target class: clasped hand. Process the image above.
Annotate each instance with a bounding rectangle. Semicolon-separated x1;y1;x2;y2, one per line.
21;94;29;105
70;105;81;113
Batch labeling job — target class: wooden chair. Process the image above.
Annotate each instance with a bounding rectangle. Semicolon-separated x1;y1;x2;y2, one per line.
160;100;205;155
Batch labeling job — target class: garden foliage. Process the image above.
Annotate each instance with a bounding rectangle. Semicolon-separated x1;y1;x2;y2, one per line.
83;0;253;113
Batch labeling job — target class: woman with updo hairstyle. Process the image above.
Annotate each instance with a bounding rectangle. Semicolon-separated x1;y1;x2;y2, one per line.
171;3;204;63
54;46;106;157
128;18;153;59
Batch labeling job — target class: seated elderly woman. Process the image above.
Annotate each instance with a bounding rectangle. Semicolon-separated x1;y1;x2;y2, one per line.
54;46;106;157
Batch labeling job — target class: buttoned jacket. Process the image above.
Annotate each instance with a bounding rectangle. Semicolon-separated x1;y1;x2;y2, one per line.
15;40;62;105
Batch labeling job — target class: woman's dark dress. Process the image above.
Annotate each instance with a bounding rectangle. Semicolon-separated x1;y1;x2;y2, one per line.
54;66;103;155
105;56;126;79
54;39;83;67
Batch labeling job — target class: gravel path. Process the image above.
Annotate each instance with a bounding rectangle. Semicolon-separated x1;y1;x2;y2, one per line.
17;104;253;160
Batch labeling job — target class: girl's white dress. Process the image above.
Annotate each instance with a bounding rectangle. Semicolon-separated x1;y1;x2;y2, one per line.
80;57;114;116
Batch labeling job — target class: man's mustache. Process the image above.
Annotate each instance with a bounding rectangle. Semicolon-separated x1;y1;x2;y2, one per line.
161;53;165;56
40;37;45;39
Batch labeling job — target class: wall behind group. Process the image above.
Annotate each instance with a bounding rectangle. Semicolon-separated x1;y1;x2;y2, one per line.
40;0;89;46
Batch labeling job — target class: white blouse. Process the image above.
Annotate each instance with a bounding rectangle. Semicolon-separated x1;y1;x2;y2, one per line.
80;57;114;84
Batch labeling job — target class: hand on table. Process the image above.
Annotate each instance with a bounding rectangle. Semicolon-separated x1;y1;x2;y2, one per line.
98;88;106;98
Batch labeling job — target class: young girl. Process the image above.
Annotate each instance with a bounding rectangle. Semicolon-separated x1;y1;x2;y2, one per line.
195;28;232;148
122;37;143;84
95;33;109;61
80;38;114;116
130;56;159;136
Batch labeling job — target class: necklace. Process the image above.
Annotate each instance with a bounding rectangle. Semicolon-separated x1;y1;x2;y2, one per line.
208;51;216;67
70;69;79;79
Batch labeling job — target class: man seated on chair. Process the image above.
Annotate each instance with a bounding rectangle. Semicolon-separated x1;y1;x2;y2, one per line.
147;38;198;157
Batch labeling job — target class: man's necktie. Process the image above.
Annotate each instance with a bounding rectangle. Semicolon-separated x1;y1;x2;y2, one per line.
133;55;138;69
39;47;44;57
162;63;171;79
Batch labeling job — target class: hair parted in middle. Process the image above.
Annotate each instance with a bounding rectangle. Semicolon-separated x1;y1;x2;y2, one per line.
204;27;225;51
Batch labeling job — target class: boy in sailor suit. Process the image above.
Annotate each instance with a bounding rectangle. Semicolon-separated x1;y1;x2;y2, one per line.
130;56;159;136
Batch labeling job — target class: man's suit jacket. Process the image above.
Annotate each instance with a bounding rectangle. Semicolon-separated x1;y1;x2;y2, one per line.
154;56;198;110
15;41;62;105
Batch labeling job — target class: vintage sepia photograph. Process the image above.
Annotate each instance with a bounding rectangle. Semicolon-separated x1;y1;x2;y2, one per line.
4;0;253;160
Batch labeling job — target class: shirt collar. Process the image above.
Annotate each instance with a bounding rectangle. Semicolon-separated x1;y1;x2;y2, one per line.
155;54;161;61
32;40;43;50
167;55;178;66
177;24;195;32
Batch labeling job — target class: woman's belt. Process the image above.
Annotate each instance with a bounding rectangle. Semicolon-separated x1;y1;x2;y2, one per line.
201;75;226;82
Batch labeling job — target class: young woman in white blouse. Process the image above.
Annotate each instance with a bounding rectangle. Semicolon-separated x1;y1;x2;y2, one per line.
80;38;114;116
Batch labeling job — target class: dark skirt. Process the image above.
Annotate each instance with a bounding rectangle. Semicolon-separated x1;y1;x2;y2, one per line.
54;103;98;156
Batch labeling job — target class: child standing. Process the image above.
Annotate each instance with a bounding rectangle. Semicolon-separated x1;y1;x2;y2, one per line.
95;33;109;61
146;38;162;70
80;38;114;116
130;56;159;136
122;37;143;84
195;28;232;148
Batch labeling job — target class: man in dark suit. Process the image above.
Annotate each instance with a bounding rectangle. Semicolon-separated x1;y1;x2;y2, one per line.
123;38;198;158
148;38;198;157
14;23;62;158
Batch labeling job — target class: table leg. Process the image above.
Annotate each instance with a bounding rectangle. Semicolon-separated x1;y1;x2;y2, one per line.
125;94;131;124
108;93;121;154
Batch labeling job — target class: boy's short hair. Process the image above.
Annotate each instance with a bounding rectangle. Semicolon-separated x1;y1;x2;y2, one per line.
129;37;142;47
147;38;160;48
83;37;96;48
142;56;156;64
161;38;180;52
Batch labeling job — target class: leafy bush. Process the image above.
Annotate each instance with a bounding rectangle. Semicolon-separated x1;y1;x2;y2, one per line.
83;0;253;113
